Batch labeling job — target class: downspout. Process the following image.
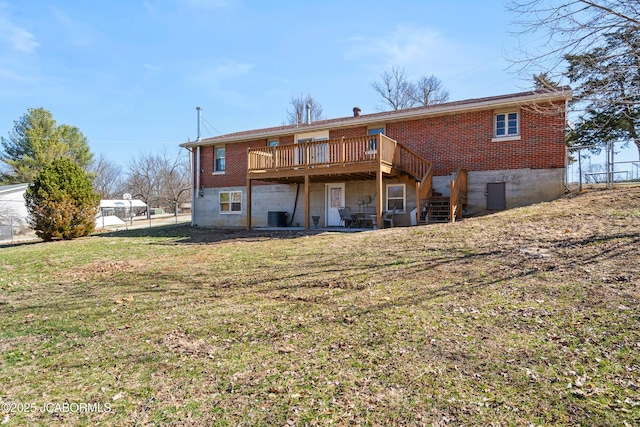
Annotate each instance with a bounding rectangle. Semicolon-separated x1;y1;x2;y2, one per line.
186;146;196;226
196;146;201;198
194;107;202;226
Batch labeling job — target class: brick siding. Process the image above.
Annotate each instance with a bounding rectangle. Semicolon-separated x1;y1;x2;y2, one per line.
196;101;567;188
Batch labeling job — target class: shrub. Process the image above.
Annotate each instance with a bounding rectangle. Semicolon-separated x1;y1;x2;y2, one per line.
25;158;100;241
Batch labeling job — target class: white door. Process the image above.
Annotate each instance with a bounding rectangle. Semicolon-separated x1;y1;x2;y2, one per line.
326;183;345;226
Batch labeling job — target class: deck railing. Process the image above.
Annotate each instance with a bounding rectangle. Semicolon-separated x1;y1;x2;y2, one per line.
248;134;432;185
248;134;404;172
450;168;467;222
397;144;433;186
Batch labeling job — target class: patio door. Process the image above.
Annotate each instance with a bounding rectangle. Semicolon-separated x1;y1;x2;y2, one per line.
325;183;345;226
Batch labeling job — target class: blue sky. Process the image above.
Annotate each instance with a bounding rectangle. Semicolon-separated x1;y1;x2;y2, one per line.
1;0;543;164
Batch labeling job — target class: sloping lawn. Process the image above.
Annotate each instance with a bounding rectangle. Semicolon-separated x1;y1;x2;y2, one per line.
1;187;639;426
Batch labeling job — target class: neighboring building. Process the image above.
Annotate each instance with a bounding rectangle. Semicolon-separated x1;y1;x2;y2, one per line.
182;88;572;230
0;183;30;238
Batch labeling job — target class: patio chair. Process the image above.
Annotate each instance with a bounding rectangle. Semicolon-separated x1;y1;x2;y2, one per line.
338;207;360;228
362;205;376;228
382;206;397;228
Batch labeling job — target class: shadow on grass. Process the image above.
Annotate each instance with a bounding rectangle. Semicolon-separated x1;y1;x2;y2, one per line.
94;224;323;244
0;239;42;249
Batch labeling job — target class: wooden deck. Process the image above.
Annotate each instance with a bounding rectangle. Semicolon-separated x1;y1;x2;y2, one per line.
246;134;434;230
247;134;430;183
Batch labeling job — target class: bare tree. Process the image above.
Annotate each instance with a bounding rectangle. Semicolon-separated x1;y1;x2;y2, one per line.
410;75;450;106
159;151;191;216
506;0;640;95
126;150;190;217
371;67;415;111
126;152;163;216
90;153;126;199
372;67;449;111
286;94;325;124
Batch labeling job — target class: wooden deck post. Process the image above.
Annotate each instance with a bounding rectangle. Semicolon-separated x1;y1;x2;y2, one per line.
304;174;310;231
415;181;420;225
376;138;384;229
376;169;383;229
246;177;252;230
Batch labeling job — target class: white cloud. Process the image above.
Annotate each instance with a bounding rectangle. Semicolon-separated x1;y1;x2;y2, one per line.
344;25;453;72
0;66;33;81
0;11;39;53
144;64;162;72
193;59;254;83
49;6;97;47
7;26;38;53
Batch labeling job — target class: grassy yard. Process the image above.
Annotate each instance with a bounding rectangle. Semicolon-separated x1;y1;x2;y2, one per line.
1;187;639;426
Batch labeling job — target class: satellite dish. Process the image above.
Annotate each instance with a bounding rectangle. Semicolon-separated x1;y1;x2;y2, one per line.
123;193;132;200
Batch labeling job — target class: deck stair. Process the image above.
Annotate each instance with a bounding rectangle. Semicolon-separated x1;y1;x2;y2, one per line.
427;194;451;223
418;168;468;225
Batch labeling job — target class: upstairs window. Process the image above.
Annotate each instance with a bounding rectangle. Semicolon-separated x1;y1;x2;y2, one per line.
495;112;519;137
214;146;226;173
367;127;384;152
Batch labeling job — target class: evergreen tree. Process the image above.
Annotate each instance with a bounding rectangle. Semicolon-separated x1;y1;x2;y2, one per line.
1;108;93;184
565;27;640;155
25;158;99;241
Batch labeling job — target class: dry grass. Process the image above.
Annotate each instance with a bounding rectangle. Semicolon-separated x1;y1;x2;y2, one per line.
0;186;639;426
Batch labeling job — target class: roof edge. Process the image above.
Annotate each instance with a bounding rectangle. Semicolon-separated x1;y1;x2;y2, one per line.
181;87;572;148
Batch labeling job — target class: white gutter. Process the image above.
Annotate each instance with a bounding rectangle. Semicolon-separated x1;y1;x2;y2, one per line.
180;89;573;149
190;147;196;226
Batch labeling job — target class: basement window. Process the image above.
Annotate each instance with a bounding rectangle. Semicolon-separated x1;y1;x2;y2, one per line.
219;191;241;214
386;184;405;213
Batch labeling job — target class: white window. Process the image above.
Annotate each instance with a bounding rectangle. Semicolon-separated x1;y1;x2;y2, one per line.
494;112;519;137
386;184;405;213
219;191;241;214
214;146;225;173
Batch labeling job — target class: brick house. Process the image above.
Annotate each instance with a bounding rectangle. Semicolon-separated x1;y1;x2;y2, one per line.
181;87;571;230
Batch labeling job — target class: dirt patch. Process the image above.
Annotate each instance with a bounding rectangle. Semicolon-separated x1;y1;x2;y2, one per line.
54;260;144;282
162;331;217;358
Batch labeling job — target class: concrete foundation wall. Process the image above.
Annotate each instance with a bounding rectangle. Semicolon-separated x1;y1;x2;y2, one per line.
193;179;419;228
433;168;565;216
193;168;564;228
275;179;418;228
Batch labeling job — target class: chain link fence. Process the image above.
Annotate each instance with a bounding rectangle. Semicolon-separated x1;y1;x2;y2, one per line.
0;218;33;243
566;141;640;191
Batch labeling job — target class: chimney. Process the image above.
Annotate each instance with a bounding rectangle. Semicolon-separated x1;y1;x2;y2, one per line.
305;103;312;124
196;106;202;141
353;107;361;117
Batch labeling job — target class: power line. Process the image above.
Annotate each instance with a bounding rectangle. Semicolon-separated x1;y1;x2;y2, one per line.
200;115;221;136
